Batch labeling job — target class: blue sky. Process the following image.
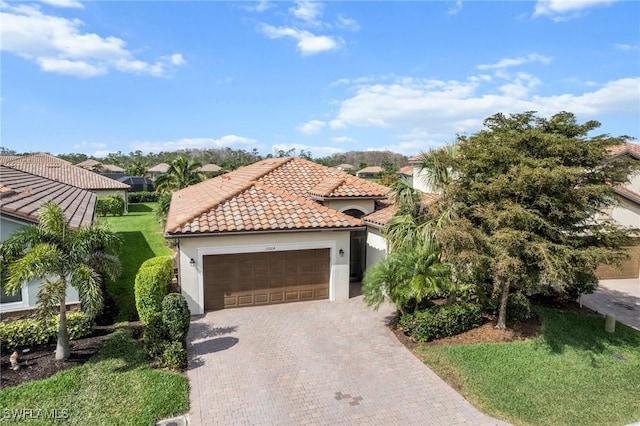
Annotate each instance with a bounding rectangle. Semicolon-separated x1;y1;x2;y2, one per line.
2;0;639;158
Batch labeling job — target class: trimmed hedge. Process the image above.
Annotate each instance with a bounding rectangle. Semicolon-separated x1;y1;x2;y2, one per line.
161;293;190;343
158;341;187;370
134;256;173;324
128;191;158;203
143;312;167;359
96;195;125;216
399;302;482;342
0;312;93;349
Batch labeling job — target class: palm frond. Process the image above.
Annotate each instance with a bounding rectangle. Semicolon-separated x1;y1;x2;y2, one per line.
71;264;103;318
7;244;63;294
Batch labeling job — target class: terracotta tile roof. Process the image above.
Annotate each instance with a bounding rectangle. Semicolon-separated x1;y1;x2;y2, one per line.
0;153;129;190
166;157;390;236
356;166;384;175
614;186;640;205
101;164;125;172
198;164;222;173
363;192;440;229
0;156;22;165
609;142;640;159
76;159;102;168
397;165;413;176
336;163;354;170
149;163;171;173
0;165;96;229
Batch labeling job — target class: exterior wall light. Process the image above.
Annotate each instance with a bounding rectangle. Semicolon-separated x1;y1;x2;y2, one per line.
338;249;344;257
189;258;196;266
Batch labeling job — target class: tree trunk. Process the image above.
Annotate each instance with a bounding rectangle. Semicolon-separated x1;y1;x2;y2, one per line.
495;282;510;330
55;299;70;361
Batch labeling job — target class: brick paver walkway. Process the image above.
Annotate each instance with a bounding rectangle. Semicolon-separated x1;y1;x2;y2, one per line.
187;296;508;425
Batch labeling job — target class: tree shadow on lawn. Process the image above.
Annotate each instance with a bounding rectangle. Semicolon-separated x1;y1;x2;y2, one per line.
537;307;640;357
128;204;153;213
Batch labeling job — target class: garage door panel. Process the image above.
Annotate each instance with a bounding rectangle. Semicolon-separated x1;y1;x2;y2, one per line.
203;249;330;310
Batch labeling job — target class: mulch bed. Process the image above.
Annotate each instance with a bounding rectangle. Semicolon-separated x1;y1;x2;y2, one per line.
0;327;116;389
390;298;596;351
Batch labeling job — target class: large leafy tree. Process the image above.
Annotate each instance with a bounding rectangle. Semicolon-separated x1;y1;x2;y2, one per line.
432;111;637;328
0;202;121;360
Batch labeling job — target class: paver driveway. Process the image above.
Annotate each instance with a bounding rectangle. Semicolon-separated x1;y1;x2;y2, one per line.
187;296;507;425
581;279;640;331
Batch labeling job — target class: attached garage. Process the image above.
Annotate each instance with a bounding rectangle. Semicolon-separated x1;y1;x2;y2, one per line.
203;249;330;310
596;245;640;279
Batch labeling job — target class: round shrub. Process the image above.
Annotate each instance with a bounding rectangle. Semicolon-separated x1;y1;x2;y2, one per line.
399;301;482;342
507;292;532;324
161;293;191;343
143;312;167;360
158;340;187;371
134;256;173;324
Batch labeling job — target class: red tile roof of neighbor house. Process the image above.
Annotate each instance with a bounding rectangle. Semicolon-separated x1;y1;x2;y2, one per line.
609;142;640;159
166;157;391;236
0;153;129;190
364;192;440;229
0;165;96;229
356;166;384;175
100;164;126;173
149;163;171;173
198;164;222;173
397;165;413;176
76;159;102;168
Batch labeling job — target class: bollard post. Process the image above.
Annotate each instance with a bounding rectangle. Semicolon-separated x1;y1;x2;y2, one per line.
605;314;616;333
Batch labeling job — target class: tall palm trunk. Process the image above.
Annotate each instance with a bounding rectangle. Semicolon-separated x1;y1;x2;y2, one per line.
55;297;70;360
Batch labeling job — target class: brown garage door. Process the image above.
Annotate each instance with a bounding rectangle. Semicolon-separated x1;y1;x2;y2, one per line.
203;249;330;310
596;245;640;279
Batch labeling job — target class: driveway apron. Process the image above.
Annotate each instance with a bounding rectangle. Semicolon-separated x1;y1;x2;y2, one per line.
187;296;507;425
581;279;640;331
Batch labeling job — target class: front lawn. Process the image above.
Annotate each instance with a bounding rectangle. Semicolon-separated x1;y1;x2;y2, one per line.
418;307;640;426
101;203;171;321
0;325;189;425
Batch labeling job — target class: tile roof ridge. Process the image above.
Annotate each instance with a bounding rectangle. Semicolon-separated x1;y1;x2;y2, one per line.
308;177;345;197
167;178;258;233
255;181;362;226
247;156;294;181
1;163;87;190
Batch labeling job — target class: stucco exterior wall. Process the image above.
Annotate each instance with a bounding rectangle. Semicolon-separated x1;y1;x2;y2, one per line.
611;199;640;228
412;166;436;193
366;226;388;270
323;199;376;215
94;189;128;213
176;230;352;315
1;217;80;313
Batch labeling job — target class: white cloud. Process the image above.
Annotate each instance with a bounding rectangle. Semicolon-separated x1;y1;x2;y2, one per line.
448;0;463;15
39;0;83;8
272;143;343;158
259;24;342;54
289;1;324;26
328;74;640;149
533;0;616;20
73;141;106;150
331;136;356;143
298;119;326;134
0;3;186;78
478;53;552;70
336;14;360;31
242;0;272;13
131;135;258;153
614;43;640;51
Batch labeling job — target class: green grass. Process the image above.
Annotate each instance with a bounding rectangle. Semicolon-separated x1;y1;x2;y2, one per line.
417;307;640;426
101;203;171;321
0;325;189;425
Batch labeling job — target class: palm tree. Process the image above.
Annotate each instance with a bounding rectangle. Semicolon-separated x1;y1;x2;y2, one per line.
0;202;121;360
126;160;148;177
416;144;459;194
154;157;205;193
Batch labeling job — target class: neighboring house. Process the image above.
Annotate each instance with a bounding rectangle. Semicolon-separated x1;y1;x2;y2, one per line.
166;157;390;314
116;176;154;192
335;164;354;173
396;165;413;185
0;153;130;212
101;164;126;173
197;164;222;177
356;166;384;178
76;159;102;170
596;142;640;279
0;165;96;314
149;163;171;180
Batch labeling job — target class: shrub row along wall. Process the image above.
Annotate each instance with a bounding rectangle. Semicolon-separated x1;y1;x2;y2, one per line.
128;191;159;203
0;312;93;349
96;195;125;216
135;256;173;324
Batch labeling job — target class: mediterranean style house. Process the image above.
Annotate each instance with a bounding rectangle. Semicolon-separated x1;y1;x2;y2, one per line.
166;157;391;314
0;165;97;314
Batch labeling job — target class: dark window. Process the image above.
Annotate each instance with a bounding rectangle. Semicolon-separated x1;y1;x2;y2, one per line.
1;286;22;304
